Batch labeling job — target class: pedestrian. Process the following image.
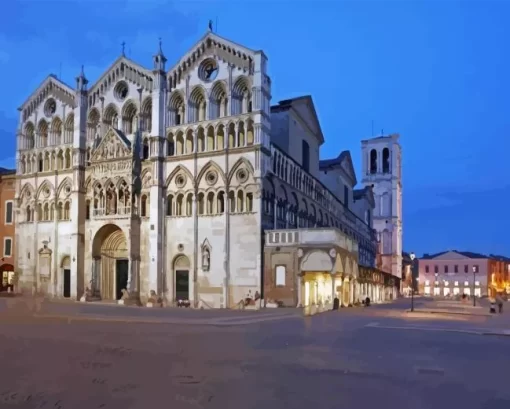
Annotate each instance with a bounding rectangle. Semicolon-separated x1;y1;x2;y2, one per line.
496;294;504;313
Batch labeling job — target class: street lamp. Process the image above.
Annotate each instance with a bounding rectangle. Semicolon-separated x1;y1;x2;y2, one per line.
410;252;416;312
472;265;477;306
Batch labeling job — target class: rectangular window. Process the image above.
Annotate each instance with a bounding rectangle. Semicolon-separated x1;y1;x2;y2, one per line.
473;265;479;273
5;201;13;224
3;237;12;257
434;265;438;274
454;265;458;273
275;265;286;286
425;265;429;273
302;140;310;173
444;265;448;273
464;265;468;273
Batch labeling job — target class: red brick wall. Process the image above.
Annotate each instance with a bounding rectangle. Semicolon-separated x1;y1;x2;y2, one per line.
263;249;298;307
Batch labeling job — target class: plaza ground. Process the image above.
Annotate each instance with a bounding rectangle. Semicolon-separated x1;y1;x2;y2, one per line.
0;297;509;409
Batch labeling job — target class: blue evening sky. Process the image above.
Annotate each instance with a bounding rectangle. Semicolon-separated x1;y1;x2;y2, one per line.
0;0;508;256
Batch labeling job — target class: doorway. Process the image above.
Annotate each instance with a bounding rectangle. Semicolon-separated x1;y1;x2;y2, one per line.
175;270;189;301
115;259;129;300
63;269;71;298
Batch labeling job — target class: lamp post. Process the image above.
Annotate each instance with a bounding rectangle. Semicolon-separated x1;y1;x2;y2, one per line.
410;252;416;312
472;265;477;306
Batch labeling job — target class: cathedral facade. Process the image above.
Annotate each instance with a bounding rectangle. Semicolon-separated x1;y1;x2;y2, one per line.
14;30;385;309
15;31;271;307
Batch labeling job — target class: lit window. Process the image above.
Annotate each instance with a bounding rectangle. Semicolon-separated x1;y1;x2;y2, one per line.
425;280;430;286
444;281;449;286
454;281;459;286
464;281;469;286
475;281;480;286
275;265;286;286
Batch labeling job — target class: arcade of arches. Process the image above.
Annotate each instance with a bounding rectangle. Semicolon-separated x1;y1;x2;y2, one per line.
92;224;129;301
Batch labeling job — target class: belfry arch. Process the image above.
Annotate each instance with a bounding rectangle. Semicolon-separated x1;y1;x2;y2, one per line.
92;224;129;301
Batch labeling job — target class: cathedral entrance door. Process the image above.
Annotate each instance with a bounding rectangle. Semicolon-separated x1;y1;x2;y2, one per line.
92;224;128;301
63;269;71;298
175;270;189;301
115;259;129;300
173;255;191;302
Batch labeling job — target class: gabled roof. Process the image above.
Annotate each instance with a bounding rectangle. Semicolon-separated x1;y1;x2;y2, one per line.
166;31;258;87
88;56;153;94
421;250;488;260
90;127;131;162
319;150;357;186
353;186;375;208
271;95;324;144
19;74;75;112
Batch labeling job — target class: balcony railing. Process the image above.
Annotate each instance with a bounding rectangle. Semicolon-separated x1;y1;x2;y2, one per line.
92;206;133;218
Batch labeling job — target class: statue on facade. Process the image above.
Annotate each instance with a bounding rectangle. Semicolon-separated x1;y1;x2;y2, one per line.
202;248;210;271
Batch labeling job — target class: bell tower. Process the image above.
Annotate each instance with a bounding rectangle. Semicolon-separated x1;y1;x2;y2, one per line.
361;134;402;280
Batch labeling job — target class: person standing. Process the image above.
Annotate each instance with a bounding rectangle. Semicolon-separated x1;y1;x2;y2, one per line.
496;294;504;313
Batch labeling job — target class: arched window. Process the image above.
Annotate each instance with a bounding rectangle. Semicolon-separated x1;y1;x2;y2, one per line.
370;149;377;174
166;194;174;216
141;195;148;217
142;138;149;160
382;148;390;173
207;192;214;214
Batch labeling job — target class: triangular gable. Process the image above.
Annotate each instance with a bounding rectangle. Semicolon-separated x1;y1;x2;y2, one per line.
339;151;358;187
290;96;324;144
432;251;480;261
90;127;132;162
19;74;75;112
167;31;256;89
88;56;153;95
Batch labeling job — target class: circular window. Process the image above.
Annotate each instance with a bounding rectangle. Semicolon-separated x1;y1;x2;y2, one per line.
177;243;184;252
43;188;50;198
114;81;129;101
198;59;219;82
236;168;248;183
44;98;57;117
205;170;218;186
175;174;186;188
65;186;71;195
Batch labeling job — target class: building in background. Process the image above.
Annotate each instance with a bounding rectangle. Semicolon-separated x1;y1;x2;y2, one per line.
417;250;510;298
0;168;16;292
361;134;402;279
401;252;414;296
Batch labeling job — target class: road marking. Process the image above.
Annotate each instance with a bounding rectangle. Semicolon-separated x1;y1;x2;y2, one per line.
363;323;484;335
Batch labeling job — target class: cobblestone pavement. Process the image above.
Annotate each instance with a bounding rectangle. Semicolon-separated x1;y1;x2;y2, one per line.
1;298;510;409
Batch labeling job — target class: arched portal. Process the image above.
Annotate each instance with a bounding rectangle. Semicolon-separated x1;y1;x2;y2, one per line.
92;224;129;300
173;255;190;301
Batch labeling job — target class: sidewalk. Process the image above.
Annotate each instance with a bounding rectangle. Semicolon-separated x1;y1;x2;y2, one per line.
0;295;302;326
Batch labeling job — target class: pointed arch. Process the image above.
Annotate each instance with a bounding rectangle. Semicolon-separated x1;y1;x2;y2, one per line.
36;179;55;200
85;175;93;193
57;177;73;198
228;157;255;184
20;183;35;202
168;90;185;110
165;164;194;187
103;103;119;126
232;76;251;97
197;160;226;185
189;85;207;104
210;81;227;100
121;99;138;118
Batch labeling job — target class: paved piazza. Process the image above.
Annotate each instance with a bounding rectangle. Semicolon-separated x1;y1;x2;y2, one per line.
0;297;509;409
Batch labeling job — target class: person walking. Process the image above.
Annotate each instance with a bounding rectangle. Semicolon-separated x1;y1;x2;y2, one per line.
496;294;504;313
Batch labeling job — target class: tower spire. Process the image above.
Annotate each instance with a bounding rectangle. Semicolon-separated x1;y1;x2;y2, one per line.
153;37;167;71
121;41;126;57
75;65;88;91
